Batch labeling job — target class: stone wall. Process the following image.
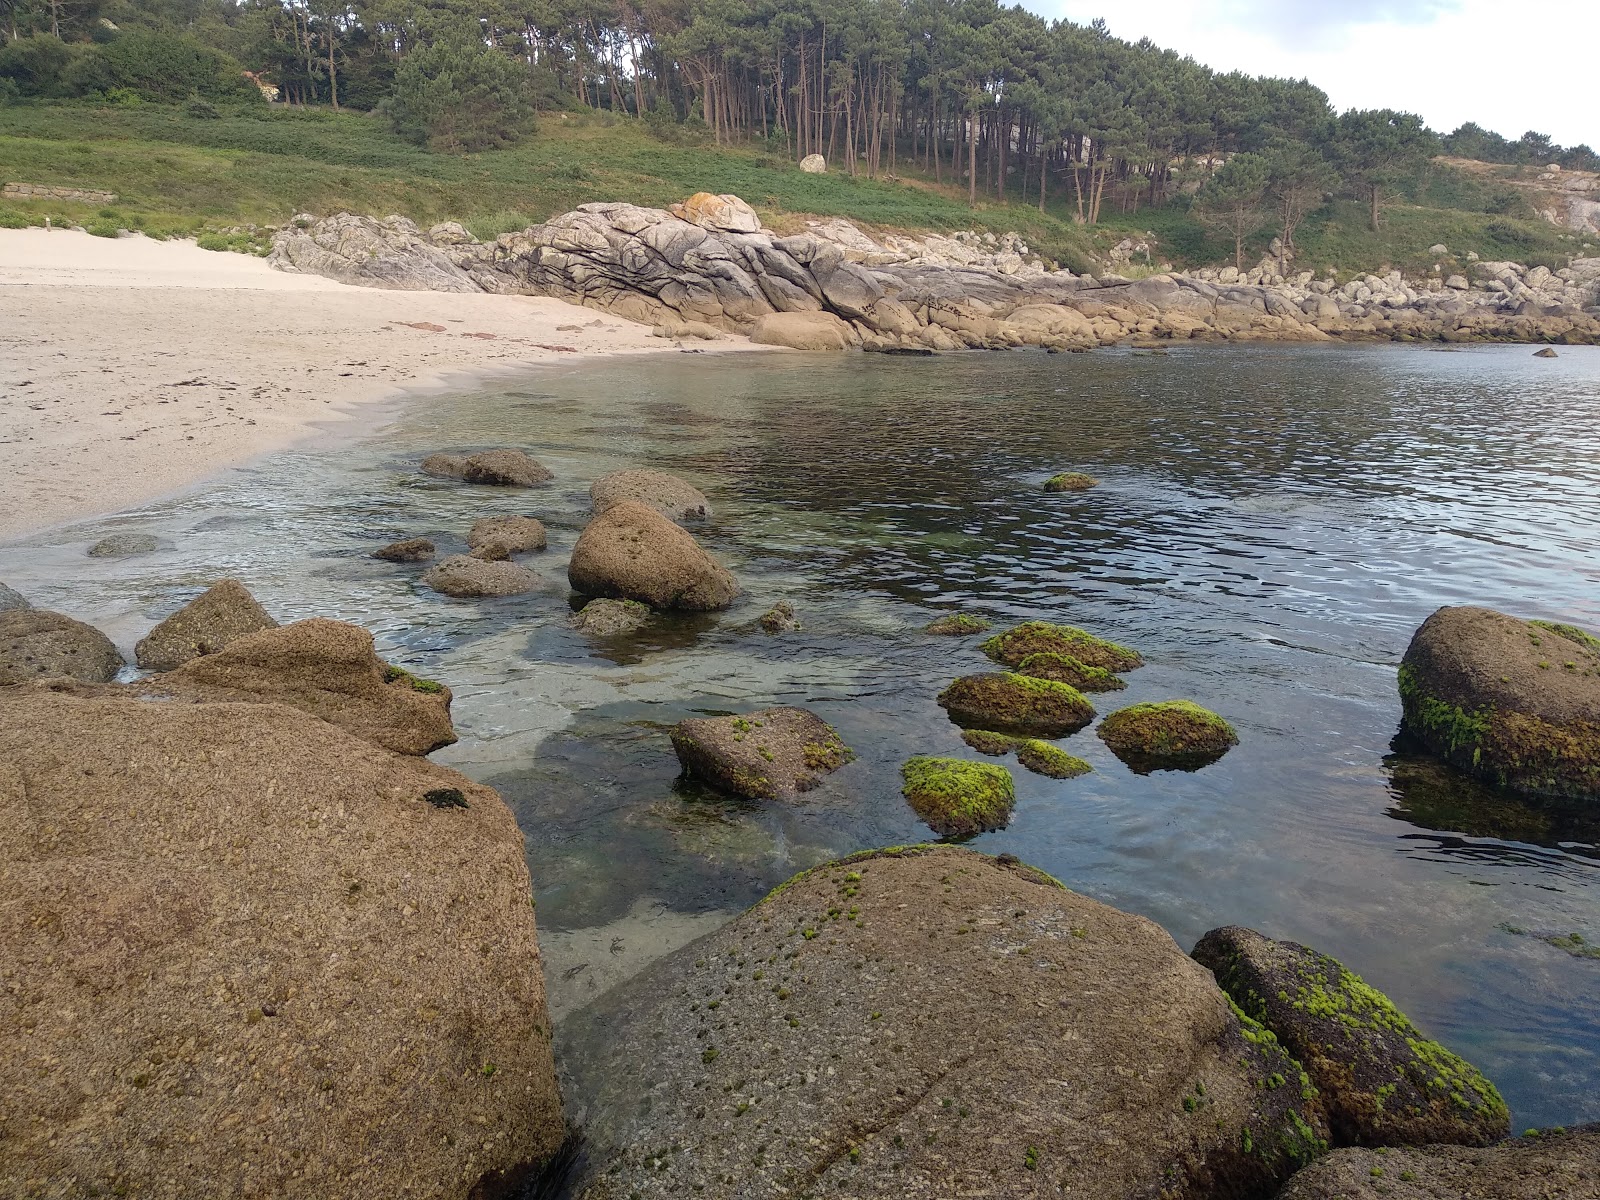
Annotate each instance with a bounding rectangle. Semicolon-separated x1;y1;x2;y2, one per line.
3;183;119;205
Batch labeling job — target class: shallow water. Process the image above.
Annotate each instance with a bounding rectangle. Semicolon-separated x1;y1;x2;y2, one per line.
6;342;1600;1128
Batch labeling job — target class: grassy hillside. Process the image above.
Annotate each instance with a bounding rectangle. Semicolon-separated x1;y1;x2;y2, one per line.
0;100;1586;277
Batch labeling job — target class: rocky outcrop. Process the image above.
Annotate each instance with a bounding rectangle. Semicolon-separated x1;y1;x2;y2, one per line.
466;515;547;559
1193;925;1509;1149
0;609;123;684
372;536;436;562
590;469;710;523
937;671;1096;737
0;687;562;1199
135;618;457;756
274;204;1600;350
423;554;539;598
670;706;852;799
1399;606;1600;803
1274;1125;1600;1199
558;845;1327;1199
0;582;31;612
567;500;739;611
134;579;278;672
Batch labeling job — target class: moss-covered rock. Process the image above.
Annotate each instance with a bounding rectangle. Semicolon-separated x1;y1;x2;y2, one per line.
923;613;992;636
900;757;1016;837
1398;606;1600;803
1098;700;1237;772
671;707;853;800
937;672;1096;737
1192;925;1509;1149
982;621;1143;673
1016;651;1127;692
960;729;1020;755
569;597;651;637
758;601;801;634
1043;472;1099;492
1015;740;1092;779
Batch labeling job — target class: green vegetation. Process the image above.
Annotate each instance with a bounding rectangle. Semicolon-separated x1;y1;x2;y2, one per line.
923;613;992;637
1097;700;1238;771
960;729;1021;756
1042;472;1098;493
1014;651;1126;693
982;622;1144;675
937;672;1097;738
1014;740;1091;780
900;756;1016;839
383;664;446;694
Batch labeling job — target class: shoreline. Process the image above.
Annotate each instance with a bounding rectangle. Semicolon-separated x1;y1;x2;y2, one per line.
0;227;764;543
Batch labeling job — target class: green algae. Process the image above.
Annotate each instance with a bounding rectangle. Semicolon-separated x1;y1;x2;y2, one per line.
960;729;1022;756
1015;740;1092;779
901;757;1017;838
981;621;1143;673
383;664;446;694
1042;472;1099;493
1015;651;1126;692
937;672;1096;737
1097;700;1237;771
923;613;993;636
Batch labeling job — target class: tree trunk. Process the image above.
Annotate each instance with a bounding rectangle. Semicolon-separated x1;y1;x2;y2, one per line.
1369;184;1381;232
967;114;976;206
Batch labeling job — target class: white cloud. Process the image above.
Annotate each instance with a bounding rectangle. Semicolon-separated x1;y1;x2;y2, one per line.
1031;0;1600;148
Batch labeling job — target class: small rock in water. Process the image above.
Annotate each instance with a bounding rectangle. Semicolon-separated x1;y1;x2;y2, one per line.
135;579;277;672
568;501;739;612
1014;651;1126;692
901;756;1016;837
1533;347;1559;358
569;598;651;637
937;672;1096;737
1043;472;1099;493
1097;700;1237;773
419;453;468;479
461;449;552;487
466;515;547;559
1014;740;1091;779
372;537;435;563
0;582;31;613
87;533;162;558
923;613;991;636
0;609;124;684
757;601;801;634
422;555;538;598
590;469;711;523
982;621;1142;673
670;707;853;800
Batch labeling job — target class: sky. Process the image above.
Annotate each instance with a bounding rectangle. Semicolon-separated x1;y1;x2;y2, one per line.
1031;0;1599;150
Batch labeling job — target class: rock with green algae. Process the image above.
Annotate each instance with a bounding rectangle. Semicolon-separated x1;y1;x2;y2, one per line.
982;620;1144;673
1043;472;1099;492
1098;700;1237;772
1015;740;1092;779
960;729;1021;755
900;756;1016;837
1275;1126;1598;1200
556;845;1328;1200
937;672;1096;737
923;612;992;636
1192;925;1510;1149
1016;650;1127;692
1398;605;1600;804
671;706;853;801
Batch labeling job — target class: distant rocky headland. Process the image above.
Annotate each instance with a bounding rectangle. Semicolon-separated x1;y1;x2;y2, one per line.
270;192;1600;350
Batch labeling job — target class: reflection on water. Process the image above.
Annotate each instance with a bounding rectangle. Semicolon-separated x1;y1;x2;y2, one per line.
5;342;1600;1129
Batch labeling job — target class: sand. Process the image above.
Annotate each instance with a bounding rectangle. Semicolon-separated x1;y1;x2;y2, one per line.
0;228;754;542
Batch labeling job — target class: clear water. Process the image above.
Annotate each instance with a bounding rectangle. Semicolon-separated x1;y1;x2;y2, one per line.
6;342;1599;1130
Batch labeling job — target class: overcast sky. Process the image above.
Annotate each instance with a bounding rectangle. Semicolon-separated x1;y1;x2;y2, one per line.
1031;0;1599;150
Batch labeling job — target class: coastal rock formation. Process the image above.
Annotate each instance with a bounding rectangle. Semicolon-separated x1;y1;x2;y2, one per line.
0;609;123;684
134;579;278;672
87;532;162;558
372;536;436;562
0;582;30;612
1274;1125;1599;1199
0;688;562;1198
274;205;1600;350
558;846;1327;1199
590;468;710;523
1192;925;1509;1148
423;554;539;598
900;755;1016;835
670;706;852;799
136;618;457;756
570;597;652;636
937;671;1096;737
567;500;739;611
466;515;548;559
1098;700;1239;772
1399;606;1600;803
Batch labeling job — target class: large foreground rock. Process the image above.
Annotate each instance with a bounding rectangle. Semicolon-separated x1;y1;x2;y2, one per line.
590;469;710;523
1193;925;1508;1148
670;706;852;799
0;609;123;684
567;500;739;611
560;846;1326;1199
1274;1125;1600;1199
134;579;278;671
137;618;457;755
0;689;562;1198
1399;606;1600;803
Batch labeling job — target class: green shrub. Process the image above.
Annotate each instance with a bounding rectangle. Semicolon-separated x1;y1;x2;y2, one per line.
388;33;533;153
72;30;257;104
86;219;121;238
196;232;230;251
184;93;221;120
0;35;72;97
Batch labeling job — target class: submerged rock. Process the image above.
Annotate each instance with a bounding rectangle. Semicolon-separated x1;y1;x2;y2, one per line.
559;846;1327;1199
134;579;277;672
590;469;711;523
137;618;457;756
923;612;992;636
1192;925;1509;1148
757;601;801;633
87;532;162;558
670;706;852;800
461;449;553;487
372;536;436;562
1098;700;1238;772
1015;739;1092;779
1275;1125;1599;1199
420;453;469;479
422;554;539;598
1533;346;1559;358
900;755;1015;836
1043;471;1099;492
982;620;1144;673
568;500;739;612
1016;650;1127;692
937;671;1096;737
466;515;547;559
1398;606;1600;803
0;688;562;1198
0;582;30;613
0;609;123;685
570;598;651;637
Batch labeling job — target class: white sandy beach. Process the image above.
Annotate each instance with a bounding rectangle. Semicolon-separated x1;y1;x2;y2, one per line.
0;228;751;541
